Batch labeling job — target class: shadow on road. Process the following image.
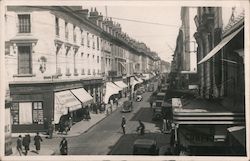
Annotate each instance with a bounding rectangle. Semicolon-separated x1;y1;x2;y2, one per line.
107;132;170;155
130;107;162;131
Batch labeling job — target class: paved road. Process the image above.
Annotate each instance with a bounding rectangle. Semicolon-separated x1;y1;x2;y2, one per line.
65;84;170;155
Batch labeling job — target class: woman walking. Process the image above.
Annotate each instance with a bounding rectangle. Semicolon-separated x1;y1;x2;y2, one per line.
16;135;23;156
34;132;43;154
60;137;68;155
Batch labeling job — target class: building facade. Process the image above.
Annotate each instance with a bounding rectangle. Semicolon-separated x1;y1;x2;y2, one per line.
5;6;161;133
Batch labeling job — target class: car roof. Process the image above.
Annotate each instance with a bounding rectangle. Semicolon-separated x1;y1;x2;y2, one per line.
134;139;156;147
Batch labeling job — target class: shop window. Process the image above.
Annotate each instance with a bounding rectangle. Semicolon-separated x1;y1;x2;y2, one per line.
18;14;31;33
32;102;44;124
11;103;19;125
18;45;32;74
19;102;33;124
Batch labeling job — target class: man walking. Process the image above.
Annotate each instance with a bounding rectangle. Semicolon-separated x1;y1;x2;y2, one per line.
60;137;68;155
16;135;23;156
137;120;145;135
121;116;126;134
22;134;31;155
34;132;43;154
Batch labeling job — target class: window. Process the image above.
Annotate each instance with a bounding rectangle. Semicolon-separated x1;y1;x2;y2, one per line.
87;54;90;58
18;14;31;33
73;25;76;43
97;37;99;50
32;102;44;124
92;35;95;49
18;45;32;74
87;32;90;47
11;103;19;125
81;29;84;45
97;56;99;63
81;52;84;57
65;22;69;40
55;17;59;36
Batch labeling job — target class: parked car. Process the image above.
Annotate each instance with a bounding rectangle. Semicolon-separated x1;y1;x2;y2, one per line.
136;95;143;102
121;100;133;112
148;83;154;92
133;139;159;155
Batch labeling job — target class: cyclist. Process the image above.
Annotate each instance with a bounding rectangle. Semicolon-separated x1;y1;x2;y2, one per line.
136;120;145;135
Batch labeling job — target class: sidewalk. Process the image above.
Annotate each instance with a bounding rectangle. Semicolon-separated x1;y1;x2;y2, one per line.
10;96;128;156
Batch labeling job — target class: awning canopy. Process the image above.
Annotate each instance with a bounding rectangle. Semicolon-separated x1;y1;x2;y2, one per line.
103;82;121;104
54;90;82;124
114;81;128;89
198;26;244;65
142;74;150;80
70;88;93;106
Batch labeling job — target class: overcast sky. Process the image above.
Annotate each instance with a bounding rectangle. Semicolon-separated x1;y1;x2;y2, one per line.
88;5;244;63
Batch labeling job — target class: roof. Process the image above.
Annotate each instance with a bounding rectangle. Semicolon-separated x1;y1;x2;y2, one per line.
223;11;244;37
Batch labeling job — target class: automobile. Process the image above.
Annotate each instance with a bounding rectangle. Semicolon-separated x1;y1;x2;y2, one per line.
148;83;154;92
133;139;159;155
121;100;133;112
136;95;143;102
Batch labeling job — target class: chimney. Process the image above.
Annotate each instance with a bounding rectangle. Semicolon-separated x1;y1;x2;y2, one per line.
89;7;99;24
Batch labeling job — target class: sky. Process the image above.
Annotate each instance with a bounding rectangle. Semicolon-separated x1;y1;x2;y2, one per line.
94;6;182;63
85;5;244;64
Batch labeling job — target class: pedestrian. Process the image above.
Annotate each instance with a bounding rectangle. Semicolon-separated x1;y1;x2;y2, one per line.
149;99;153;108
48;122;54;139
43;118;49;135
60;137;68;155
34;132;43;154
16;135;23;156
162;119;167;133
121;116;126;134
115;97;119;107
22;134;31;155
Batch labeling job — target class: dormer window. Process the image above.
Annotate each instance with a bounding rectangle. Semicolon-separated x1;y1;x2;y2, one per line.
18;14;31;33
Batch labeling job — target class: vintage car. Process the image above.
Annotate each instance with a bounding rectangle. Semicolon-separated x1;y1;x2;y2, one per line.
133;139;159;155
148;83;155;92
121;100;133;112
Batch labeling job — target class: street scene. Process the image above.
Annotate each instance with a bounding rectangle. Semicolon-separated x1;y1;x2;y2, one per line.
3;2;247;159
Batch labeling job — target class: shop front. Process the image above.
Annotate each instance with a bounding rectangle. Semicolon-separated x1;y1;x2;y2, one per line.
114;80;128;97
9;78;103;133
103;82;121;104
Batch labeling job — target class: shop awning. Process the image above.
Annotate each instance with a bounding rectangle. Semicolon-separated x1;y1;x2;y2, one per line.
54;90;82;124
103;82;121;104
114;81;128;89
198;26;243;65
142;74;150;80
70;88;93;106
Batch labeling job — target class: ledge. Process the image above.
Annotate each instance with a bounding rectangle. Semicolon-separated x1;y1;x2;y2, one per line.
13;74;36;77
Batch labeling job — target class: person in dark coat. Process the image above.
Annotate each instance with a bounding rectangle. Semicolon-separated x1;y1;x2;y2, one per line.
48;122;54;139
121;116;126;134
16;135;23;156
22;134;31;155
60;137;68;155
34;132;43;154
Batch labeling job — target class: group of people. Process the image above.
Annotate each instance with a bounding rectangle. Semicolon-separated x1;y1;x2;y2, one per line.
121;117;145;135
16;133;43;156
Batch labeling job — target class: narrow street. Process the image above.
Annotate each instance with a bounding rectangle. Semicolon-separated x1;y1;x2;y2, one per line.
61;83;170;155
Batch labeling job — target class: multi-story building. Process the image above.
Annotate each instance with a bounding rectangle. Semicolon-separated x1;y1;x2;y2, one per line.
5;6;105;132
5;6;161;133
171;7;245;156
